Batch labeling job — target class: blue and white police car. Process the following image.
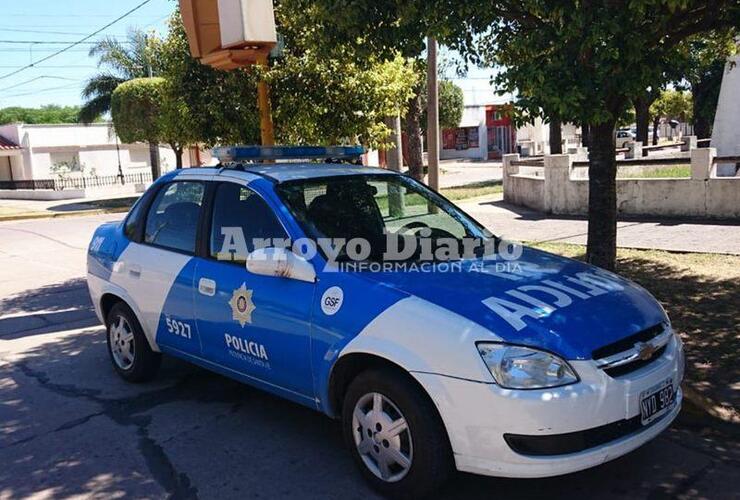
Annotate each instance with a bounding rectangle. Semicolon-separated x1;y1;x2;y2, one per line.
87;146;683;498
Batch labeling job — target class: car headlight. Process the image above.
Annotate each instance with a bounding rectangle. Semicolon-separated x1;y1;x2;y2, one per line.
477;343;579;389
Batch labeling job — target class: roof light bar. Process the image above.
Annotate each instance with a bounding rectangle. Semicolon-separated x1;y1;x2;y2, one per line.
212;145;365;162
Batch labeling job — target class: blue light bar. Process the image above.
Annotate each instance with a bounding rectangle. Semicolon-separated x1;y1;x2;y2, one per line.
212;145;365;162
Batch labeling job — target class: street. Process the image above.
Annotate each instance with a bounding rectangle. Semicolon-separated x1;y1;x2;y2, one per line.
1;214;739;499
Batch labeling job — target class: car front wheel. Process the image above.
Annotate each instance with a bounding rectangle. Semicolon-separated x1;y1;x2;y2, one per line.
106;302;161;383
342;367;453;498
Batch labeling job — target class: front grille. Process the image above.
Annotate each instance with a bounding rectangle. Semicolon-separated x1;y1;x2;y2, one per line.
592;323;664;360
603;344;667;377
504;411;670;456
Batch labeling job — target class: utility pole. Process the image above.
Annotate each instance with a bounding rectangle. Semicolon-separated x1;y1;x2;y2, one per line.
385;114;404;217
256;53;275;146
145;33;161;178
426;36;440;190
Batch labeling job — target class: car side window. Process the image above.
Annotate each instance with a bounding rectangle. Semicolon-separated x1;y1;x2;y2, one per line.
124;196;147;240
144;181;205;253
210;183;287;263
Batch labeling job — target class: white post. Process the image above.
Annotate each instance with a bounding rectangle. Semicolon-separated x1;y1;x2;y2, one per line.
626;141;643;159
690;147;715;180
681;135;697;152
426;36;440;191
502;153;520;201
544;154;571;214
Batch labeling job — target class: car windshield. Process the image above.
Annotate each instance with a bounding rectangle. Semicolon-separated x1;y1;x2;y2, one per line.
275;173;494;262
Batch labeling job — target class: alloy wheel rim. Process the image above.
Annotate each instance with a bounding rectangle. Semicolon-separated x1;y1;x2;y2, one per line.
352;392;413;482
109;315;135;370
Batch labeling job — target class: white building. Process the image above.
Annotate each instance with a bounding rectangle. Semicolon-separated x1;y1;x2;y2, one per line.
0;122;199;182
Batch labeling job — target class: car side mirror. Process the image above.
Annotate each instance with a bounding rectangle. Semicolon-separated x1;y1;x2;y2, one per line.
246;247;316;283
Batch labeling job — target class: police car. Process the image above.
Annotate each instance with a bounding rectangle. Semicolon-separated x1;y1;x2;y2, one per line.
87;146;683;498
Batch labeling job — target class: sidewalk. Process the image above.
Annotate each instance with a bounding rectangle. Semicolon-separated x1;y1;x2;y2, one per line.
460;194;740;255
438;159;502;188
0;192;136;221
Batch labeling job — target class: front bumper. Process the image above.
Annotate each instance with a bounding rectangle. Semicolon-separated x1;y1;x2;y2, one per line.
412;333;684;478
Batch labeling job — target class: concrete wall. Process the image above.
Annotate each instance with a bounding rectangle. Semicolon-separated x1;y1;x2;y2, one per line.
503;148;740;219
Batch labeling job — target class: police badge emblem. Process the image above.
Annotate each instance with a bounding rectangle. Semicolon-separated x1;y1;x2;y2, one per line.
229;283;256;327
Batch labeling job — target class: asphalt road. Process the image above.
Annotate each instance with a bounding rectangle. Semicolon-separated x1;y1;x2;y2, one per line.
1;214;739;499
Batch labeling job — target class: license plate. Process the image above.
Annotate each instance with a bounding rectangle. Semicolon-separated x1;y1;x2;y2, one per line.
639;378;675;425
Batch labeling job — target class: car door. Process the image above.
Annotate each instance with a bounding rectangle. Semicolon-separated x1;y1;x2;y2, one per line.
112;180;206;358
192;181;316;402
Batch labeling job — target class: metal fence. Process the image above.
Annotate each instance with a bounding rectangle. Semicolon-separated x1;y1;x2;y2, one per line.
0;172;153;191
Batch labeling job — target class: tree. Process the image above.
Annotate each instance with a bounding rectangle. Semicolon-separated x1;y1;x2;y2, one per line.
155;9;417;151
300;2;739;269
269;54;417;148
111;78;196;174
453;1;740;270
0;105;85;125
676;31;738;138
81;29;163;176
421;80;465;132
650;89;693;143
271;3;418;148
154;15;262;146
404;68;465;180
275;1;440;180
79;29;160;123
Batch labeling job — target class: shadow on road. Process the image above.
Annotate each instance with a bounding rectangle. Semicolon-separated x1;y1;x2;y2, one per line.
0;278;97;339
2;322;737;499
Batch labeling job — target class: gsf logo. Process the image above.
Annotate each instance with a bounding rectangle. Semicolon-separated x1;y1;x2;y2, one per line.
321;286;344;316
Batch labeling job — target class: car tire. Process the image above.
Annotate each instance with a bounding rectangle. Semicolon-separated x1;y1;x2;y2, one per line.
342;367;453;499
106;302;161;383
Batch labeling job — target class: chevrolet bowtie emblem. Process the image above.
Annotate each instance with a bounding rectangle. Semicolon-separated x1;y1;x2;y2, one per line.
635;342;657;361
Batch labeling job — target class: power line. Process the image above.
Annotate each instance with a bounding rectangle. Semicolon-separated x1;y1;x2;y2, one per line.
0;40;134;45
0;0;153;82
1;82;85;99
0;65;98;69
0;28;129;36
0;48;94;53
0;13;158;18
0;76;79;93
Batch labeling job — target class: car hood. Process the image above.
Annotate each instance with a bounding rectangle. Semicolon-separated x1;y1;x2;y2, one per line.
359;247;666;360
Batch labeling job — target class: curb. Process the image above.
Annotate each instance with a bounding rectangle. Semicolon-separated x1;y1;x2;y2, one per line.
0;207;130;223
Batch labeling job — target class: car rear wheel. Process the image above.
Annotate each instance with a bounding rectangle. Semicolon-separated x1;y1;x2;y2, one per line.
342;367;453;498
106;302;161;383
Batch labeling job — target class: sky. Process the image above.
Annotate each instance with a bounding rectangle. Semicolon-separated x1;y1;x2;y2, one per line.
0;0;503;110
0;0;173;108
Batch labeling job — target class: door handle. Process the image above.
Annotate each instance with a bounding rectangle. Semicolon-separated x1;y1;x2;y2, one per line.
198;278;216;296
128;264;141;278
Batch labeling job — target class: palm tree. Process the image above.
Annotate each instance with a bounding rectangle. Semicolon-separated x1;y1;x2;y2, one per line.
80;29;162;178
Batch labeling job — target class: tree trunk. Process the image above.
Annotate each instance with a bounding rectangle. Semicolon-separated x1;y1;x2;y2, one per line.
403;92;424;181
148;142;161;179
586;120;618;271
171;144;184;169
652;116;660;145
634;95;650;146
581;123;590;148
549;119;562;154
